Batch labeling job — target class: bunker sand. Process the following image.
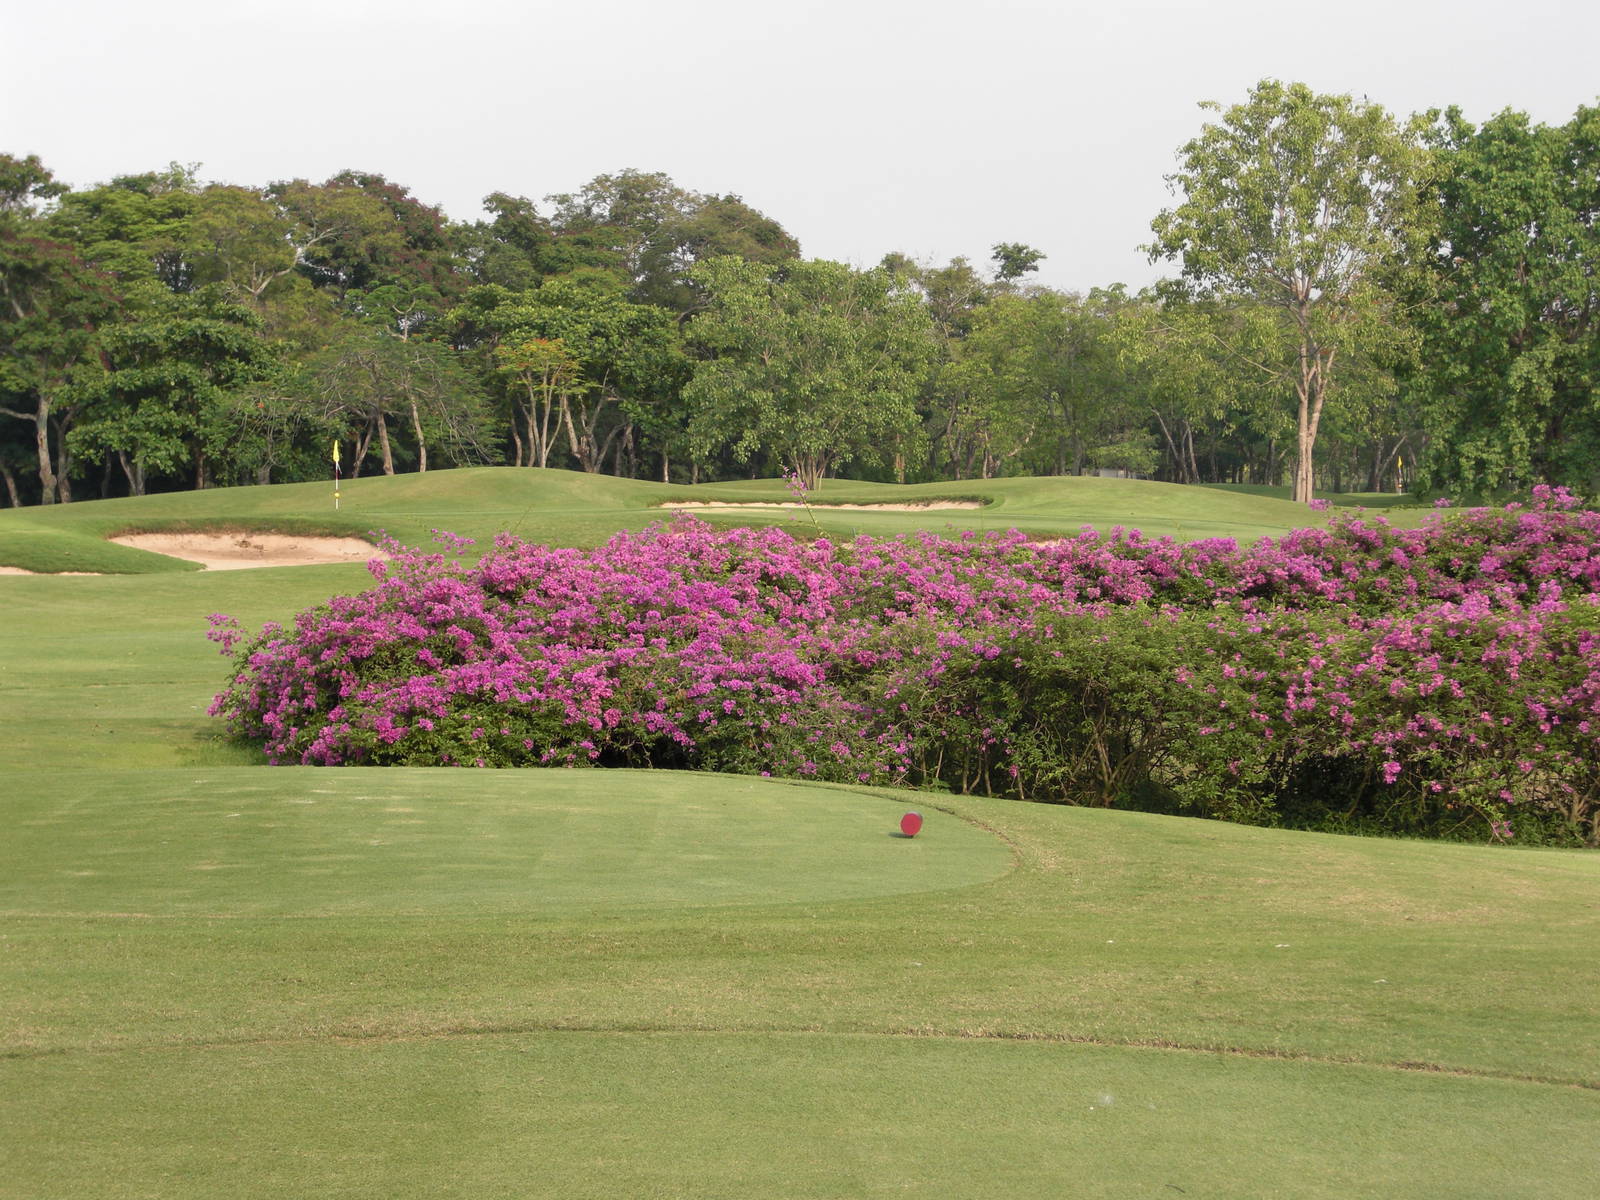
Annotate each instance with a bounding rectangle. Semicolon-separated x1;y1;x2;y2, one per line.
109;532;383;570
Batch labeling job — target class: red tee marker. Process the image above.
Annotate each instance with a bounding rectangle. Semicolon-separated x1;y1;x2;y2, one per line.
900;811;923;837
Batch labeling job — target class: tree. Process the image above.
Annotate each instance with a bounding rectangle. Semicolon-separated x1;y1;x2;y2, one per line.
495;336;581;468
297;326;494;476
453;274;684;475
43;164;200;290
945;288;1151;479
512;275;683;474
455;192;619;291
0;426;31;505
186;185;304;306
68;288;276;494
940;293;1050;477
265;176;409;302
683;258;937;488
634;190;799;312
990;242;1046;282
324;170;458;292
0;154;68;216
546;170;800;313
206;366;337;487
0;157;119;503
1148;80;1429;503
1121;288;1330;486
1411;105;1600;497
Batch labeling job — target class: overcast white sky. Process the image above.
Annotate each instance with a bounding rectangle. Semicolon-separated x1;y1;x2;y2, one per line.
6;0;1598;293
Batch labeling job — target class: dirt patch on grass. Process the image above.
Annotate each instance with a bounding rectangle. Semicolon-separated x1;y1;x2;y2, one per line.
110;532;384;570
663;500;982;512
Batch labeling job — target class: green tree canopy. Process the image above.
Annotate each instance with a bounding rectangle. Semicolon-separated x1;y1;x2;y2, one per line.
0;157;120;503
1412;104;1600;497
68;288;276;494
453;274;684;473
683;257;937;488
1148;79;1429;503
547;170;800;312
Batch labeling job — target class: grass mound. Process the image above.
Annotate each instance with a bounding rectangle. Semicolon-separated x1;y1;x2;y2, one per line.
0;466;1365;573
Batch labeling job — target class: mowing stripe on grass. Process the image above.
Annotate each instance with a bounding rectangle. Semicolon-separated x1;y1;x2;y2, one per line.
4;1031;1596;1200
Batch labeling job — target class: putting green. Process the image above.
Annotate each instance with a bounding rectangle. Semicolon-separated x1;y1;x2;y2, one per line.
0;768;1009;918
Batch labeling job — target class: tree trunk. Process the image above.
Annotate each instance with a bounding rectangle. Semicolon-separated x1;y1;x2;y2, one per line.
376;411;395;475
794;451;828;491
352;421;375;478
1152;409;1183;483
408;399;428;472
117;450;146;497
54;426;73;503
1292;316;1332;505
0;463;19;507
563;392;617;473
32;398;58;504
560;397;583;469
534;386;556;468
614;422;634;478
1293;427;1315;504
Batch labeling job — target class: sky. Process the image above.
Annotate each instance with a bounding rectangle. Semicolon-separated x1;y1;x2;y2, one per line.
6;0;1599;294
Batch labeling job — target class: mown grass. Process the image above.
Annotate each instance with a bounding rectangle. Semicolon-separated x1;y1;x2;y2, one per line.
8;1032;1596;1199
1199;481;1424;509
1;471;1595;1198
0;467;1392;574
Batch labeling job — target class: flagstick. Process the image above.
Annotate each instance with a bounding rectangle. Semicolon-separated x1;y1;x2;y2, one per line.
333;439;342;510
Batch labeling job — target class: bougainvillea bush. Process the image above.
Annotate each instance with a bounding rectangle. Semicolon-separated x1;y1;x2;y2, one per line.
209;486;1600;844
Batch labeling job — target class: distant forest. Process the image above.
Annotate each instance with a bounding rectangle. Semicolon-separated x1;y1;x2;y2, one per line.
3;81;1597;507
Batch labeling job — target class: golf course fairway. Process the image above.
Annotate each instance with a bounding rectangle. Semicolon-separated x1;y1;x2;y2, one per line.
2;470;1596;1198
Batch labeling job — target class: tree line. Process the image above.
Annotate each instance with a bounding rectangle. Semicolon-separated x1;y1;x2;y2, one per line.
3;80;1597;507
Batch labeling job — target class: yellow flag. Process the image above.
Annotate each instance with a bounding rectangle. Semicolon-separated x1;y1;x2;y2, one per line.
332;440;341;467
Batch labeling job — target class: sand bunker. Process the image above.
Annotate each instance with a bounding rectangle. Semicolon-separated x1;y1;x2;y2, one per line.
0;566;101;576
664;500;982;512
110;532;384;570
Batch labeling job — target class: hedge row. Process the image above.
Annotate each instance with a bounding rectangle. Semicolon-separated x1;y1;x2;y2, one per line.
210;487;1600;844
